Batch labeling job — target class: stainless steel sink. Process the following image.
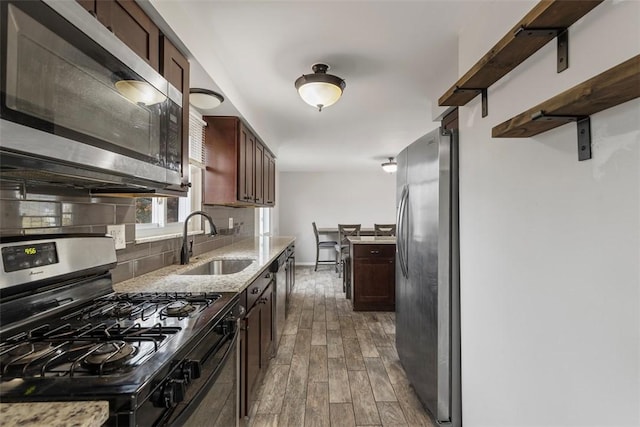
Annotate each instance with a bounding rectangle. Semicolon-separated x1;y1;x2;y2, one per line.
180;259;254;275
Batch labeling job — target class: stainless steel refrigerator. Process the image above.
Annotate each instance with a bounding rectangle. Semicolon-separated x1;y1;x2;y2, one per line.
395;127;461;426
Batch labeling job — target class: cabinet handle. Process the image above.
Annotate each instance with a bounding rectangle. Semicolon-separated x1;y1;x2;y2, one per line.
251;288;261;295
370;250;380;254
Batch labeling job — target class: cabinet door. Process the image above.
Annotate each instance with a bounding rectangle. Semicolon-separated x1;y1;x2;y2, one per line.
245;304;261;412
239;300;247;418
265;151;276;206
161;36;190;187
98;0;160;71
260;283;273;367
353;258;395;311
76;0;96;15
238;123;256;202
254;141;265;205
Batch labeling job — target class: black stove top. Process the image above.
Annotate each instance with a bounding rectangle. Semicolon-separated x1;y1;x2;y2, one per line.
0;292;225;379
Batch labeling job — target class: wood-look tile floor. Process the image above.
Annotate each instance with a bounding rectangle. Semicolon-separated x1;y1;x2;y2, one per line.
248;266;435;427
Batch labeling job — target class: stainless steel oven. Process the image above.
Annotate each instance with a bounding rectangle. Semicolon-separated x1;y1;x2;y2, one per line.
0;0;184;194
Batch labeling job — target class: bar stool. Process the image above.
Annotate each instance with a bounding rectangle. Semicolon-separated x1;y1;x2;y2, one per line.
312;222;338;271
335;224;361;278
374;223;396;236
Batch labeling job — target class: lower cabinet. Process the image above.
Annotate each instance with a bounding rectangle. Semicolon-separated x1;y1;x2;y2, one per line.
285;244;295;303
259;285;272;368
241;276;273;420
351;244;396;311
244;303;261;414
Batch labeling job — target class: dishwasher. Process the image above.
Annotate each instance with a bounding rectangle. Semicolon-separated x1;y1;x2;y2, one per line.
270;252;287;352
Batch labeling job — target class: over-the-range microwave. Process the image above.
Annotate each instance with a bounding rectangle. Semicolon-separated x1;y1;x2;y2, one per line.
0;0;187;196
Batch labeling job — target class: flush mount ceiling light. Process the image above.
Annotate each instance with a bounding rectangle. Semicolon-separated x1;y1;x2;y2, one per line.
115;80;166;106
189;88;225;110
381;157;397;173
294;63;346;112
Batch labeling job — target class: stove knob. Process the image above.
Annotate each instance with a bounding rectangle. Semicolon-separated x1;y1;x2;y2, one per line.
182;359;202;382
160;379;186;408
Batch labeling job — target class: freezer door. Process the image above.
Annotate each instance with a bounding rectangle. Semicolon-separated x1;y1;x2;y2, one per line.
395;128;452;423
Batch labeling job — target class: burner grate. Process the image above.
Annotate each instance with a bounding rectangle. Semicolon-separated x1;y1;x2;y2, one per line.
0;321;182;378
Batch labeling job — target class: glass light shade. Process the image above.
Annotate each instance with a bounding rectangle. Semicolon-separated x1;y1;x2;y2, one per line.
115;80;166;106
294;64;346;111
189;89;224;110
381;158;397;173
297;82;343;111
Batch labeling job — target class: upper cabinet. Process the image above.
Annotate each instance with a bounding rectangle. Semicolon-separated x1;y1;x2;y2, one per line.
264;150;275;206
202;116;276;207
77;0;160;71
77;0;190;187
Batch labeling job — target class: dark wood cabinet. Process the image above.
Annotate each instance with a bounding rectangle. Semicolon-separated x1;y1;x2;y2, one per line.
77;0;160;70
254;141;265;205
351;244;395;311
202;116;276;207
244;303;260;415
241;274;274;418
285;245;295;300
264;150;276;206
259;283;273;367
238;123;256;203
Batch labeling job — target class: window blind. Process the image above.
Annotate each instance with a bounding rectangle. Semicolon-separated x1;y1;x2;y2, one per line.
188;110;206;167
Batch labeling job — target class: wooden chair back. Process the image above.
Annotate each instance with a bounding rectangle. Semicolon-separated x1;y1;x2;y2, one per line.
374;223;396;236
337;224;361;247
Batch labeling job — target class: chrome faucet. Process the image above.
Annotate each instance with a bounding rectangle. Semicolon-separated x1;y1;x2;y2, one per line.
181;211;218;265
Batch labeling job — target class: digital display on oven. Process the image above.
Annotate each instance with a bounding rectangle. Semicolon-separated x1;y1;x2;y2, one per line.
1;242;59;272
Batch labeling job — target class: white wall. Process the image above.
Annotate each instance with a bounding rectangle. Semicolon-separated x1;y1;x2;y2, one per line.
278;171;396;265
457;2;639;426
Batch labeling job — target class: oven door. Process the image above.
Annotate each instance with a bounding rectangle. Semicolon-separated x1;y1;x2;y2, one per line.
166;306;241;427
0;0;182;186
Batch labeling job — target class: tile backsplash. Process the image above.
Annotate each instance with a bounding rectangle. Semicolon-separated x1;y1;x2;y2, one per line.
0;182;255;283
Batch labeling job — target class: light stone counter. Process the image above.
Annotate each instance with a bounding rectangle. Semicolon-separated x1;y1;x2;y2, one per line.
347;236;396;245
0;401;109;427
113;236;295;294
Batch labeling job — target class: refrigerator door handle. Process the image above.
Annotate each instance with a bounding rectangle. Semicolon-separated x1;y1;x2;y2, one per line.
396;185;405;276
397;185;409;278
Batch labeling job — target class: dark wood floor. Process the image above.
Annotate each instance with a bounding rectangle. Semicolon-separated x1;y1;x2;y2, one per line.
248;266;434;427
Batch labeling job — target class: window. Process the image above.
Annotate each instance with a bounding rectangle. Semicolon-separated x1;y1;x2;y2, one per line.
258;207;271;236
134;110;206;241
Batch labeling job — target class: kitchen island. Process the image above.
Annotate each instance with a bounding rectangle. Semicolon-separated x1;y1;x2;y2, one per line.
348;236;396;311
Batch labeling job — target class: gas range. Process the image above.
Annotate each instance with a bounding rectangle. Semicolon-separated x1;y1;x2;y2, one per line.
0;235;240;426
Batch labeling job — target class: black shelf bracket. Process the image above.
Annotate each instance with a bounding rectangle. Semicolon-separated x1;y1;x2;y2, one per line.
514;26;569;72
454;86;488;117
531;111;592;161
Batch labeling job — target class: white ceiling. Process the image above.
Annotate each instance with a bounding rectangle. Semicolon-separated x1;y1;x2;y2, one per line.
148;1;520;172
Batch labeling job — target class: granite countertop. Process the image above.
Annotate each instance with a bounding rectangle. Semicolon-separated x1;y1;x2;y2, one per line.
348;236;396;245
114;236;295;294
0;401;109;427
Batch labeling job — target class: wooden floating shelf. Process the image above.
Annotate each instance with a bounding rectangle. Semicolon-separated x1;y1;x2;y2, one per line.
491;55;640;138
438;0;604;108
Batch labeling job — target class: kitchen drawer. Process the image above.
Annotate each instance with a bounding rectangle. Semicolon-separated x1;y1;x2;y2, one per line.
353;244;395;259
247;271;271;309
